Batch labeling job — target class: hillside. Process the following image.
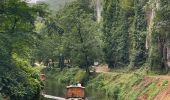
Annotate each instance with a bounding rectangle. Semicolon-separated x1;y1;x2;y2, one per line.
45;68;170;100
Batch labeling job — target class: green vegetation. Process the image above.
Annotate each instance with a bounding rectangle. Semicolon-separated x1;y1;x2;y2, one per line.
136;80;168;100
148;0;170;72
102;0;148;68
0;0;47;99
0;0;170;99
34;0;170;72
87;72;144;99
102;0;170;71
37;0;76;12
47;68;88;84
36;0;104;72
0;94;2;100
47;68;169;100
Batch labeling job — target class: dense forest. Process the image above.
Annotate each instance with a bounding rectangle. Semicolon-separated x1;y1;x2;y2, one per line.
0;0;170;99
36;0;75;11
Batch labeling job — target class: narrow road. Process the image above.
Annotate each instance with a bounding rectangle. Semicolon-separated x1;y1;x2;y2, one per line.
95;65;110;73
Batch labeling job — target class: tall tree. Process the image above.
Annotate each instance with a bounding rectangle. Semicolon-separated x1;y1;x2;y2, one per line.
55;0;103;72
102;0;130;68
129;0;147;67
0;0;46;99
148;0;170;72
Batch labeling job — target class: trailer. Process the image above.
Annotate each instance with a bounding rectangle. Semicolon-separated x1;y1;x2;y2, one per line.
66;85;85;100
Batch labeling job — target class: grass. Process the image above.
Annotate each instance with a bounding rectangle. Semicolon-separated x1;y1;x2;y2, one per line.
0;94;2;100
161;80;169;86
139;82;157;99
130;80;169;100
86;71;145;100
86;68;169;100
46;67;169;100
46;67;88;84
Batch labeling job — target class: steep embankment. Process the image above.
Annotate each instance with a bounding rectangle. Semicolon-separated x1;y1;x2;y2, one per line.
94;66;170;100
135;76;170;100
46;67;170;100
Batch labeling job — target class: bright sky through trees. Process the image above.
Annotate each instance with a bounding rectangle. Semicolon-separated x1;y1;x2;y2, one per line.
27;0;40;3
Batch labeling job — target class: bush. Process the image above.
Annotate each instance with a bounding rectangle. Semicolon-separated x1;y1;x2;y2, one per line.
47;67;88;85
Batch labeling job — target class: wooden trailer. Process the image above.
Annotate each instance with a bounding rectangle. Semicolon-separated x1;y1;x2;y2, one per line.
65;85;85;100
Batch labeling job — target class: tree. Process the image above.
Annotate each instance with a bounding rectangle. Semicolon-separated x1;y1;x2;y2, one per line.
129;0;147;67
102;0;130;68
148;0;170;72
55;0;103;72
0;0;47;99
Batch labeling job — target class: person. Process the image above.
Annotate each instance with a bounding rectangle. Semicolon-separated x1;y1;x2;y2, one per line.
77;82;81;87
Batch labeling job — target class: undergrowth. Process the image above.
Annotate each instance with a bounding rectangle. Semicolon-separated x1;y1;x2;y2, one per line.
0;94;2;100
46;67;169;100
86;72;144;100
46;67;87;84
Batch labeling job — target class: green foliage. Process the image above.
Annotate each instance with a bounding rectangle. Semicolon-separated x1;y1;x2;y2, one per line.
86;72;145;100
0;94;2;100
126;79;168;100
38;0;75;12
102;0;169;72
102;0;148;68
136;81;167;100
139;82;157;100
53;0;104;70
102;0;130;68
148;0;170;72
74;70;87;82
0;0;170;99
161;80;169;86
33;0;104;72
86;71;169;100
120;0;134;11
129;0;148;67
47;68;87;84
0;0;47;99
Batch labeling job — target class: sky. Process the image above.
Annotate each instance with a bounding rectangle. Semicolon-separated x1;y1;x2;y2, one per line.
27;0;41;3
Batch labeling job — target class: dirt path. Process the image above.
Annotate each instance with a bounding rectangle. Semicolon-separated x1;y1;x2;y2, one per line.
137;75;170;100
153;75;170;100
154;84;170;100
94;64;170;100
95;65;110;73
94;66;170;100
